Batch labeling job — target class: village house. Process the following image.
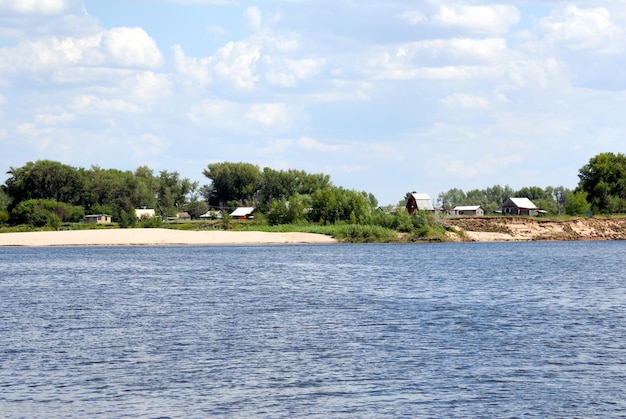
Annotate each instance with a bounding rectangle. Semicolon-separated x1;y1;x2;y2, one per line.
200;210;223;219
176;211;191;221
406;193;434;214
84;214;112;224
450;205;484;216
502;197;539;216
230;207;256;220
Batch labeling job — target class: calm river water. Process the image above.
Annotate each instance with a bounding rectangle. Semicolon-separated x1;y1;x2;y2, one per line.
1;241;626;418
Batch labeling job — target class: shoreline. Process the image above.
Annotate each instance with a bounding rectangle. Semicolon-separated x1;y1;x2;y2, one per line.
0;228;338;247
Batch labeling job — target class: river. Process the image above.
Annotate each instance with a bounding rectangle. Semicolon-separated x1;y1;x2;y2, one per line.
1;241;625;417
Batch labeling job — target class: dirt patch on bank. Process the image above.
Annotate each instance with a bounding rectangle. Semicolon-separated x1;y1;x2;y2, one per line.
443;217;626;242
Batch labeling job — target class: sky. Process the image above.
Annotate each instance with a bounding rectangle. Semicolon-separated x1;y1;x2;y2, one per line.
1;0;626;205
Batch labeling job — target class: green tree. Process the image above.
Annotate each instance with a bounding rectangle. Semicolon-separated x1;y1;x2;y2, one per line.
546;186;569;214
202;162;262;207
437;188;466;209
156;170;197;216
4;160;85;210
564;191;591;216
267;194;306;225
578;152;626;213
10;199;72;229
309;187;371;224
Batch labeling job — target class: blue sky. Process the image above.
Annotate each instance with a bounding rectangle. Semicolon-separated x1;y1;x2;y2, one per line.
1;0;626;205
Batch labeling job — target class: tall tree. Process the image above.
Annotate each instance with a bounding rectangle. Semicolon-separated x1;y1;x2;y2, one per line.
202;162;262;207
4;160;85;209
578;152;626;213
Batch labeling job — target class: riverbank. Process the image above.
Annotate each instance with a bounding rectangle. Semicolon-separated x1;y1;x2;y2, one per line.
445;216;626;242
0;228;338;247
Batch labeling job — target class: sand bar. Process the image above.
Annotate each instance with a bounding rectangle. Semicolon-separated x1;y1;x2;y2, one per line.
0;228;338;247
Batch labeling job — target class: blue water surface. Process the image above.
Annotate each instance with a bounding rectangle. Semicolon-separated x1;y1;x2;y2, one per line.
1;241;625;418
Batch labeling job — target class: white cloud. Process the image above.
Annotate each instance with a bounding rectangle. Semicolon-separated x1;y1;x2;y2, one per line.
213;40;261;89
172;44;213;89
102;27;163;68
0;26;162;78
71;95;142;114
433;4;521;34
35;112;75;125
0;0;68;15
130;71;172;104
539;5;624;53
265;57;324;87
187;99;297;134
246;103;290;128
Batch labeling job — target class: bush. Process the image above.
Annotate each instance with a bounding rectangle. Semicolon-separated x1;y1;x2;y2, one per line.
139;215;162;228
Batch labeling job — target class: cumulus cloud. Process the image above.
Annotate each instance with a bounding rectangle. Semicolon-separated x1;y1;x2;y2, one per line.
432;4;521;34
0;26;163;79
71;95;143;114
0;0;68;15
539;5;624;53
265;57;325;87
213;40;261;89
102;27;163;68
35;112;76;125
187;99;296;134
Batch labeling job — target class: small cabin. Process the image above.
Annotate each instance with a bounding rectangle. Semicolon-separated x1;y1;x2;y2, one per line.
176;212;191;220
84;214;112;224
502;198;539;216
451;205;484;216
230;207;255;220
406;193;434;215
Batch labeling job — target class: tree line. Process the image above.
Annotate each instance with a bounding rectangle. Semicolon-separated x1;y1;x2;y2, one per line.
1;152;625;230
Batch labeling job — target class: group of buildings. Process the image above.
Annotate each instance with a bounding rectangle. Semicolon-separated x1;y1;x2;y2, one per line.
406;193;541;217
84;207;256;224
84;194;539;225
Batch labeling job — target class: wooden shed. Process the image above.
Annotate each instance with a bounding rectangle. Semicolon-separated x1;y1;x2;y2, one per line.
84;214;112;224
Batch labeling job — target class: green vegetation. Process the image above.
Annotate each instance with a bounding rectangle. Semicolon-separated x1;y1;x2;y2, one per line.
2;152;626;241
577;152;626;214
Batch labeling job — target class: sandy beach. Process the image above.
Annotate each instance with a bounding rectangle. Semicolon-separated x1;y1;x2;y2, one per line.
0;228;338;247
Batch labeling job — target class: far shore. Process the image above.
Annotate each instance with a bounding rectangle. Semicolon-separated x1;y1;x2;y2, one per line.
0;228;338;247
